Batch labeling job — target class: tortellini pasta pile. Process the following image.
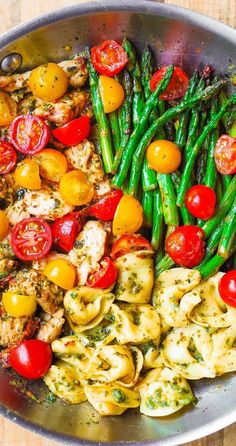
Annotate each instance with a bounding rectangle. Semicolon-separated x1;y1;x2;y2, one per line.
44;261;236;417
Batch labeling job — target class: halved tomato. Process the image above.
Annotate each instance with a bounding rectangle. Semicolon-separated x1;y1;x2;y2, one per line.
52;116;90;146
11;217;52;261
214;134;236;175
111;234;152;259
0;141;17;174
91;40;128;76
9;115;50;155
86;257;117;288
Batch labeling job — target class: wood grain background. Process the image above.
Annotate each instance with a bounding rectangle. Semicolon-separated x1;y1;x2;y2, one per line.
0;0;235;445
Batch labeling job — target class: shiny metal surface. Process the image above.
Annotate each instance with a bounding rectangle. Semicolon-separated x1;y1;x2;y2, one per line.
0;53;22;73
0;1;236;445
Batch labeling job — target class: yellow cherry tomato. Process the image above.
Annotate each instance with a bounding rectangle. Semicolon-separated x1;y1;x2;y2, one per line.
0;92;17;126
112;195;143;236
34;148;67;182
44;259;76;290
99;75;125;113
0;210;9;241
2;292;37;317
14;158;41;190
28;63;68;102
59;170;94;206
147;140;181;174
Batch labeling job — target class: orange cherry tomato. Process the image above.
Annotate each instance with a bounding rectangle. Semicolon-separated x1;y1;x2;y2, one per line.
0;210;9;241
147;140;181;174
59;170;94;206
112;195;143;236
0;92;17;126
34;148;68;182
29;63;68;102
14;158;41;190
99;75;125;113
44;258;76;290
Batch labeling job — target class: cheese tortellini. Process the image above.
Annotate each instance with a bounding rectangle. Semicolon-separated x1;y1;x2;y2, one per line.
43;262;236;418
84;382;140;416
64;286;115;332
153;268;201;328
114;250;154;303
112;302;160;344
161;323;216;379
44;361;87;404
137;367;195;417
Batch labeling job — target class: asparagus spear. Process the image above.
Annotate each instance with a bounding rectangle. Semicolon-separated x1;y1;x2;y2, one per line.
109;111;120;153
112;64;175;188
142;157;158;192
156;173;179;226
142;190;154;228
112;71;132;173
151;188;164;251
88;59;113;173
177;92;236;207
127;80;228;196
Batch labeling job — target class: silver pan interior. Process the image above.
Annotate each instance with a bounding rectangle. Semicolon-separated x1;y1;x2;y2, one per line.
0;1;236;445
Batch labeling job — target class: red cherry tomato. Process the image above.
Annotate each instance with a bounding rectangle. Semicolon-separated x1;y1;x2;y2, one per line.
91;40;128;76
9;339;52;379
185;184;217;220
0;141;17;174
111;234;152;259
11;217;52;261
51;213;82;253
150;66;189;100
218;270;236;308
81;189;123;221
165;225;205;268
52;116;91;146
9;115;50;155
214;134;236;175
86;257;117;288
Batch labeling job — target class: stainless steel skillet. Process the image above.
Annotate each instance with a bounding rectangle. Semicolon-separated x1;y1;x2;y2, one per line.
0;1;236;445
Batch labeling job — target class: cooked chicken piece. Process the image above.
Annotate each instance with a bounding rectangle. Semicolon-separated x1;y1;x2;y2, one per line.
8;269;64;314
0;234;14;260
18;90;89;126
68;221;108;285
59;57;88;87
6;199;30;225
93;177;112;199
0;305;29;347
65;140;104;184
23;188;73;220
0;258;18;278
36;309;65;344
0;57;88;94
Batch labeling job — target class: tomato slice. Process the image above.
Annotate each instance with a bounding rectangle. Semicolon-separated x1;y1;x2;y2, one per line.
185;184;216;220
11;217;52;261
218;270;236;308
91;40;128;76
9;339;52;379
86;257;117;288
9;115;50;155
165;225;205;268
0;141;17;174
81;189;123;221
214;134;236;175
51;213;82;252
150;66;189;100
111;234;152;259
52;116;91;146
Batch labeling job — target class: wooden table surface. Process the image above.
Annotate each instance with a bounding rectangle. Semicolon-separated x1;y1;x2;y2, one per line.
0;0;235;445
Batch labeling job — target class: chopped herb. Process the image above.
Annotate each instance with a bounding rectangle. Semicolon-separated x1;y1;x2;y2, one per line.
112;389;128;404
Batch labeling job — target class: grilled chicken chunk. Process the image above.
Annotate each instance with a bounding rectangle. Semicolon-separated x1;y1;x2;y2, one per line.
36;309;65;344
8;269;64;314
23;188;73;220
68;221;108;285
18;90;89;126
65;140;104;184
0;57;88;95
